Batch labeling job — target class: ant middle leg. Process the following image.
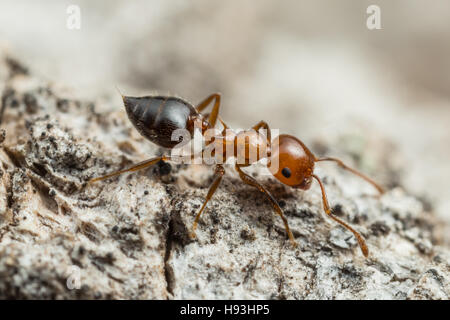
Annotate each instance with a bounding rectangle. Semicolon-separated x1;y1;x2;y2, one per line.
234;164;296;247
195;93;221;128
190;164;225;239
315;157;384;194
89;155;171;183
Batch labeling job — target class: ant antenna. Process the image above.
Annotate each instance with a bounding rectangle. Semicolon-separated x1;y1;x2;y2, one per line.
315;157;384;194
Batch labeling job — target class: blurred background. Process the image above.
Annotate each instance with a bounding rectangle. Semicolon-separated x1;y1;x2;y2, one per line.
1;0;449;240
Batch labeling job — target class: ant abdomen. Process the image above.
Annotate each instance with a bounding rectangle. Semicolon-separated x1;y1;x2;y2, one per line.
123;95;198;148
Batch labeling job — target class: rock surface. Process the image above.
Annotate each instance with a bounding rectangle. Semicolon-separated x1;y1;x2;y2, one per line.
0;54;449;299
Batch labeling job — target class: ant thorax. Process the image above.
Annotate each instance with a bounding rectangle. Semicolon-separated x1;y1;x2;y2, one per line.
201;128;270;166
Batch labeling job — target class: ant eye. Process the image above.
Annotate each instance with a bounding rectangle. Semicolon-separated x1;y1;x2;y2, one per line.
281;167;291;178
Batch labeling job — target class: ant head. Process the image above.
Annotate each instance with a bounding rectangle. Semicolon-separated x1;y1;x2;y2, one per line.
268;134;315;189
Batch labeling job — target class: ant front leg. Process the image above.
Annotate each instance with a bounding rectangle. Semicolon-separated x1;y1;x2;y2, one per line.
234;164;296;247
252;120;271;143
190;164;225;239
88;155;171;183
312;174;369;257
195;93;221;128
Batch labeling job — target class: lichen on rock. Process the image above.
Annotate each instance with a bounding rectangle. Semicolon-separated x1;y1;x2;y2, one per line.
0;54;449;299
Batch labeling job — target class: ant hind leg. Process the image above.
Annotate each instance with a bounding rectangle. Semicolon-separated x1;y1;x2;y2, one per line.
195;93;221;128
89;155;171;183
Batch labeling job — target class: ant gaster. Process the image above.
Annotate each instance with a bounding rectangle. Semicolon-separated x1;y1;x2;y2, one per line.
89;93;384;257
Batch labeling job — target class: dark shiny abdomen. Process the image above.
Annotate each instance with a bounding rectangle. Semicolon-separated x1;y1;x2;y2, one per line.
123;95;197;148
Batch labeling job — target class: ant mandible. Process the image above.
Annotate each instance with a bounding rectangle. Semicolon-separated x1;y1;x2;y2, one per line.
89;93;384;257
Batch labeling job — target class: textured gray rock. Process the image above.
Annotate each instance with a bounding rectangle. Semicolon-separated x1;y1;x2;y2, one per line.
0;54;449;299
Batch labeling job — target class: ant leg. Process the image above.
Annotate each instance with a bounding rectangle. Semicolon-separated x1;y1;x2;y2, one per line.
315;157;384;194
235;164;297;247
89;155;171;183
252;120;271;142
200;113;229;137
195;93;221;128
191;164;225;238
218;116;229;131
0;100;5;125
312;174;369;257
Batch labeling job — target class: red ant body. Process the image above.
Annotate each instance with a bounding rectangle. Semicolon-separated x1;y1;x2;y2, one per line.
90;93;384;257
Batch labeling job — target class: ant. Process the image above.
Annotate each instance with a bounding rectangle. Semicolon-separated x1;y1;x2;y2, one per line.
89;93;384;257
